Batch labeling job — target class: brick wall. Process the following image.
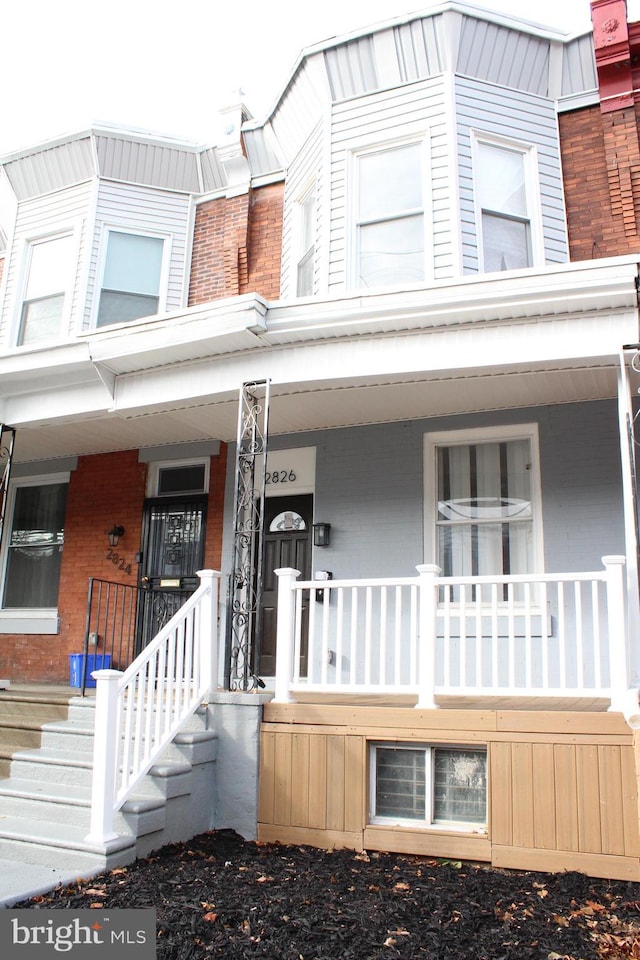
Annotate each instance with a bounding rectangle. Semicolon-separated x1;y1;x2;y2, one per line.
189;183;283;305
0;446;228;684
559;103;640;259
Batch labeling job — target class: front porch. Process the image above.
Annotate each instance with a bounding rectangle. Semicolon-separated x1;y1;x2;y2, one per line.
270;557;638;720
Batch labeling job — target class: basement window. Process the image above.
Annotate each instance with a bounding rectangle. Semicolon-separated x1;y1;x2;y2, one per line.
370;744;487;829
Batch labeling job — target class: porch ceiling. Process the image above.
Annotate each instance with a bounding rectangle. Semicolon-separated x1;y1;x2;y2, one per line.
10;359;621;463
4;256;639;463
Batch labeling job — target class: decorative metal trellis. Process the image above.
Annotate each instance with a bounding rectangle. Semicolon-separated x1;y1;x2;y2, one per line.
225;380;270;690
0;426;15;553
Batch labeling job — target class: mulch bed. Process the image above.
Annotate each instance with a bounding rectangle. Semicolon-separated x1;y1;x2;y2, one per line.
15;830;640;959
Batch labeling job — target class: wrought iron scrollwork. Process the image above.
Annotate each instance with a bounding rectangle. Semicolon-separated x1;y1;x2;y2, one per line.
225;381;270;691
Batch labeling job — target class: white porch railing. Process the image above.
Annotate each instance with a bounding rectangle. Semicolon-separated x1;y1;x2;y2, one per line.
274;556;631;711
85;570;220;846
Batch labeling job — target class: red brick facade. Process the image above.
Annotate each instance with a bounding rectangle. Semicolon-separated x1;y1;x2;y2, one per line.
560;103;640;260
0;446;228;683
189;183;283;305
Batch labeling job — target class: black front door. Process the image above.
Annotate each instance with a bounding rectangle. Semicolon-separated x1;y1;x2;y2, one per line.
138;495;207;649
258;494;313;677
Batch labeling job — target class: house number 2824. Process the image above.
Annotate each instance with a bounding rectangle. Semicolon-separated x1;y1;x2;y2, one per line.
105;548;133;576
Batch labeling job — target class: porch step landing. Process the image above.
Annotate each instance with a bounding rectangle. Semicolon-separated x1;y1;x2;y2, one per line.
0;690;217;901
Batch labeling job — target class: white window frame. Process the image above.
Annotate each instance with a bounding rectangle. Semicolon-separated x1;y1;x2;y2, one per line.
14;228;79;347
369;742;488;831
348;136;429;290
0;472;70;635
146;458;210;498
93;225;171;330
424;423;544;580
295;182;316;298
471;133;545;273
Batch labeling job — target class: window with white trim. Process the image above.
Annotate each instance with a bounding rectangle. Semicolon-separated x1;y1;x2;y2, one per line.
370;744;487;828
475;138;539;272
296;187;316;297
355;142;425;288
97;230;165;327
425;425;542;582
19;234;74;345
1;476;68;610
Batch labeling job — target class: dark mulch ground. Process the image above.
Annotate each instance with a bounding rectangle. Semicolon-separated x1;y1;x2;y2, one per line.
14;830;640;959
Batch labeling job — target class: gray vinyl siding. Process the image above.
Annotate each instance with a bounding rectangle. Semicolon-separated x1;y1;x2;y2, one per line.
2;137;95;201
393;16;444;83
455;76;568;273
95;136;200;193
561;33;597;98
246;399;623;582
328;77;450;291
456;17;551;96
83;181;191;330
0;182;92;344
269;55;328;166
280;123;324;300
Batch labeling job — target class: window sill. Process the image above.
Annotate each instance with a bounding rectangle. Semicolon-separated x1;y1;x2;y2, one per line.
369;817;487;835
0;610;59;635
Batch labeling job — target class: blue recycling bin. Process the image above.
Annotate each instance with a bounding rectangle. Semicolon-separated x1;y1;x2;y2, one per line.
69;653;112;688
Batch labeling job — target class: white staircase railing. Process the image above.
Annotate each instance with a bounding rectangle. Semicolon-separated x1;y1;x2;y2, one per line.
85;570;220;846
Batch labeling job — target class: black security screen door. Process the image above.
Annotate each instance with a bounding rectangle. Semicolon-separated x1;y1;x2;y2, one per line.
138;495;207;649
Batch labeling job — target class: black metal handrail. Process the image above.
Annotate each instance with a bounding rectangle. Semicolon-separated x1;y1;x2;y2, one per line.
80;578;141;695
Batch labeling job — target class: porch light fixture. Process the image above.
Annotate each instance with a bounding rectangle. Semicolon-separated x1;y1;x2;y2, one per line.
313;522;331;547
107;524;125;547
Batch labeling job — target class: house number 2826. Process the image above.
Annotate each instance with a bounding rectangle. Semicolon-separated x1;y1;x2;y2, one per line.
105;548;133;576
265;470;297;484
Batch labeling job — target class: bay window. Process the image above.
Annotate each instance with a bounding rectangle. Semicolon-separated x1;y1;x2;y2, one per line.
475;139;537;272
19;233;74;345
97;230;165;327
355;141;425;288
296;187;316;297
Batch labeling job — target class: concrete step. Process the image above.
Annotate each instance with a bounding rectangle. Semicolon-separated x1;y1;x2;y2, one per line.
9;748;94;786
0;817;136;871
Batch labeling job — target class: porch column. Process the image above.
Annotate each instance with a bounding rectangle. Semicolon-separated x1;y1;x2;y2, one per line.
416;564;440;709
273;568;300;703
197;570;222;695
616;350;640;684
603;554;630;712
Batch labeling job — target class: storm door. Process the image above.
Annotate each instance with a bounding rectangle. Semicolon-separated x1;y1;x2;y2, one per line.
258;494;312;678
138;495;207;650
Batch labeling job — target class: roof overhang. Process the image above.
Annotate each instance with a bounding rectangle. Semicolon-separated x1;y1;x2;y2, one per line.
2;257;638;463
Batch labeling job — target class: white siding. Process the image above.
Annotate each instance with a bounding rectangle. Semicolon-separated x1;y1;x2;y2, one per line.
0;182;92;345
280;123;324;300
457;16;551;96
269;55;328;165
455;77;568;273
328;77;449;291
84;181;192;330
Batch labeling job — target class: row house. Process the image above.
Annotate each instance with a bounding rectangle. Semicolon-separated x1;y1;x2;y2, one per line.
1;0;640;880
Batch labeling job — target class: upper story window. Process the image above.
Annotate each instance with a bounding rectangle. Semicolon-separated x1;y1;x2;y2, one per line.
296;187;316;298
96;230;165;327
19;234;74;346
355;142;425;289
475;139;539;272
